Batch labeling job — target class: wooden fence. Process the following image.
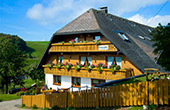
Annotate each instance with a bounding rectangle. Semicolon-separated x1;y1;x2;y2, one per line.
22;79;170;108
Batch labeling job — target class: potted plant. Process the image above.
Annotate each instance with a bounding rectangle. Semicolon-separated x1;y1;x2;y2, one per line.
60;41;65;45
93;39;101;45
63;62;73;71
47;61;55;68
85;63;95;72
109;64;121;72
55;63;63;70
74;62;82;71
83;40;89;43
69;39;75;46
96;63;104;73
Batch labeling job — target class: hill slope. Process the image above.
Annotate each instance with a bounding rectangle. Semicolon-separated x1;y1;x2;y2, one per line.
26;41;49;65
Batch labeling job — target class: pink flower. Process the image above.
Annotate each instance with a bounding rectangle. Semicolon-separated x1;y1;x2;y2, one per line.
63;64;65;66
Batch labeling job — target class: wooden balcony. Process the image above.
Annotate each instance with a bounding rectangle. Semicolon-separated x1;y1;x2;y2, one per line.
49;41;117;52
43;65;133;80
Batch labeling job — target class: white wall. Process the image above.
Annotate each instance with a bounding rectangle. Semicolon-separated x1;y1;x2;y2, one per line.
45;74;92;91
81;77;91;90
61;76;71;89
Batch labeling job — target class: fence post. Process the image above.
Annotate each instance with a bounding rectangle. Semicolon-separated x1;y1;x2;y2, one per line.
66;92;68;108
96;88;100;108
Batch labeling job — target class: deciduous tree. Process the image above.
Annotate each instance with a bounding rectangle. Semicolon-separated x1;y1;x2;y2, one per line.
0;37;26;94
151;23;170;71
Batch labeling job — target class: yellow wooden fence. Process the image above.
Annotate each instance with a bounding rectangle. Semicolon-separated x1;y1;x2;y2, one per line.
22;79;170;108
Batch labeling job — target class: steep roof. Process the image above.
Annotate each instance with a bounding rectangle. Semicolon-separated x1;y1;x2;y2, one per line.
38;8;164;72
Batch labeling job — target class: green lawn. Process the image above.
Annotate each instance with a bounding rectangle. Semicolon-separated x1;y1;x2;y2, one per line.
26;41;49;65
0;94;20;102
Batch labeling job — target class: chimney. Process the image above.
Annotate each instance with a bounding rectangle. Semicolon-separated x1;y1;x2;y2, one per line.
99;7;108;13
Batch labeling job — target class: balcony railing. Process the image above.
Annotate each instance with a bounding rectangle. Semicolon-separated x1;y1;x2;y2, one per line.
42;65;133;80
49;41;117;52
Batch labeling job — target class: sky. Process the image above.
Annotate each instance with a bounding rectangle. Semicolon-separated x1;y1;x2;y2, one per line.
0;0;170;41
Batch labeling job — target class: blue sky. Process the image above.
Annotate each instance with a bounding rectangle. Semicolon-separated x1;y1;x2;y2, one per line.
0;0;170;41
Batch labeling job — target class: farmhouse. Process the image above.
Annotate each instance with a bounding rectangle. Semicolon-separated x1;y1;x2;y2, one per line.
38;7;163;91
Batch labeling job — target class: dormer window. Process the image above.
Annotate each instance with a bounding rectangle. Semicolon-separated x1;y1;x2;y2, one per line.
95;36;101;40
118;32;128;41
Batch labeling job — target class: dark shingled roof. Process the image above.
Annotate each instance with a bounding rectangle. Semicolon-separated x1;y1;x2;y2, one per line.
38;8;164;72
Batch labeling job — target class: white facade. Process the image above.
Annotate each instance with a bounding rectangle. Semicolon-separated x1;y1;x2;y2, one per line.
45;74;93;91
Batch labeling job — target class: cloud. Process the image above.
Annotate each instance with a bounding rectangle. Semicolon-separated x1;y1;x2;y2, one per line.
128;14;170;27
26;0;167;25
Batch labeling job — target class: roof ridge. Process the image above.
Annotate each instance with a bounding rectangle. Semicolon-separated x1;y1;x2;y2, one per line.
94;9;154;29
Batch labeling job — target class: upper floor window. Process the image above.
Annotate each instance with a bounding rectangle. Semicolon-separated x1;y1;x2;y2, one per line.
95;36;101;40
53;75;61;85
80;56;92;66
58;56;63;64
75;37;78;43
107;56;122;68
72;77;81;87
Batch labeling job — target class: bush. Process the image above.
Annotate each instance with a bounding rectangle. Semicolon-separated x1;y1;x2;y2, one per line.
31;104;37;109
18;91;25;96
51;105;59;110
67;106;74;110
20;104;25;108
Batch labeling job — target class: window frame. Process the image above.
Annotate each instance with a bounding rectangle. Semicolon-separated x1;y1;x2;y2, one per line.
53;75;61;85
72;77;81;87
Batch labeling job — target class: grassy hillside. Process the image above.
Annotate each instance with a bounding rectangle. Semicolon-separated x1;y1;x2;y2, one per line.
26;41;49;65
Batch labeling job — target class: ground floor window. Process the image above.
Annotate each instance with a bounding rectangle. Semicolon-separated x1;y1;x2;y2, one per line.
53;75;61;85
91;79;105;87
72;77;81;87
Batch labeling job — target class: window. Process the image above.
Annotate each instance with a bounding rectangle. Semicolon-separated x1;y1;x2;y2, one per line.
118;32;128;41
53;75;61;85
58;56;63;64
75;37;78;43
80;56;92;66
91;79;105;87
94;36;101;40
107;56;122;67
72;77;81;87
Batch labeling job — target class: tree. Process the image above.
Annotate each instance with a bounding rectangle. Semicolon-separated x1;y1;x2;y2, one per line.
0;37;26;94
151;23;170;71
26;63;44;83
0;33;27;52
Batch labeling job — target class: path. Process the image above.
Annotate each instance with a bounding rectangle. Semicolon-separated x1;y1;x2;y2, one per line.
0;99;28;110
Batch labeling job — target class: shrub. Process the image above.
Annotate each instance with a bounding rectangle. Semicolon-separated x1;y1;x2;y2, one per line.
18;91;25;96
51;105;59;110
20;104;25;108
31;104;37;109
